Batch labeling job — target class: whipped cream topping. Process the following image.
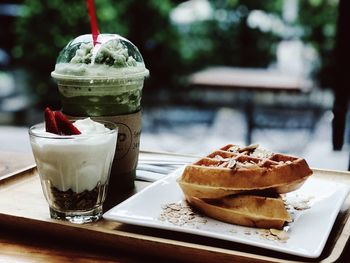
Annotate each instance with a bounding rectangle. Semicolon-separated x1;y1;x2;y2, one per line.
53;62;148;78
30;118;117;193
70;40;137;67
74;118;109;134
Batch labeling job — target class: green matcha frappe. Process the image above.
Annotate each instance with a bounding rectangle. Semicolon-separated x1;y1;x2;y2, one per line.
51;34;149;206
52;34;148;116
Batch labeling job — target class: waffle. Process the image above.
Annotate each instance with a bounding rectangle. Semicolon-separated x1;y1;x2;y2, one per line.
177;144;313;229
178;144;313;199
187;195;291;229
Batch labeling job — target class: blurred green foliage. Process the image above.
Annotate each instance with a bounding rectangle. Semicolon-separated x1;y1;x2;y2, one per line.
14;0;90;107
297;0;338;87
177;0;283;72
13;0;338;108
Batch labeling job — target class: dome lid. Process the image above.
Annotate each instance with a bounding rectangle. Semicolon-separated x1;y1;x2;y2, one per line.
51;34;149;80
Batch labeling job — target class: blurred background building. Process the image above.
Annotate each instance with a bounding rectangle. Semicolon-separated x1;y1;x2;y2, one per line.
1;0;349;170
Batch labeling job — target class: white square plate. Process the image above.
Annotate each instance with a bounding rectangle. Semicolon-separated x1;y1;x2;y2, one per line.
104;168;349;258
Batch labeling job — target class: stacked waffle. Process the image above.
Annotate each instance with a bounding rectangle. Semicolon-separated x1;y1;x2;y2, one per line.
177;144;313;229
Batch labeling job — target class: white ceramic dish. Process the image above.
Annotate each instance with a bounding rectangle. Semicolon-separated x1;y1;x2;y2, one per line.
104;168;349;258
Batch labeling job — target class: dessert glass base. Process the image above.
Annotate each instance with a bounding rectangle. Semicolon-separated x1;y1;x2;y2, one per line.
49;205;103;224
29;119;118;225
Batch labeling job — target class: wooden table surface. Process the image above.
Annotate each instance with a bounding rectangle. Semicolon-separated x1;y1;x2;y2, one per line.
188;66;313;93
2;152;350;263
0;227;145;263
188;66;317;145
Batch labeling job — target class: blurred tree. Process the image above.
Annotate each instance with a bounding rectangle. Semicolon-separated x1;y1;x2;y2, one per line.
175;0;283;73
296;0;338;88
14;0;89;108
174;0;338;90
113;0;185;92
14;0;182;108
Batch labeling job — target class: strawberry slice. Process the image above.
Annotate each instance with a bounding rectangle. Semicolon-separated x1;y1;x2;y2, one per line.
55;111;81;135
44;107;59;134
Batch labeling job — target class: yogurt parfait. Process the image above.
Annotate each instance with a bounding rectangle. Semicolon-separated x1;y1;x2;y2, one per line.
29;108;118;223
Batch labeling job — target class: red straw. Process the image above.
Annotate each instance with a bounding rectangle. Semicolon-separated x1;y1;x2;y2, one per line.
86;0;100;46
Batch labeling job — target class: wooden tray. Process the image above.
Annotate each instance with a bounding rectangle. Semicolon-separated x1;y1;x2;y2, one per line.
0;167;350;263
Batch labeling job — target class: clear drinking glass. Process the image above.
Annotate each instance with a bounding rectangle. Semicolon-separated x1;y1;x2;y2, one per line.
29;120;118;224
